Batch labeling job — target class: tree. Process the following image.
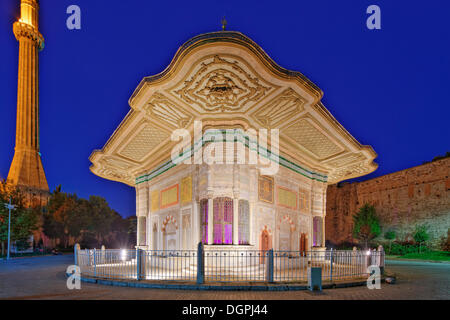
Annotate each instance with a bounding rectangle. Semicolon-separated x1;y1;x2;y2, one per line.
0;181;40;255
42;186;133;249
352;203;381;249
127;216;137;248
87;195;121;247
413;225;429;253
384;230;396;253
43;186;78;248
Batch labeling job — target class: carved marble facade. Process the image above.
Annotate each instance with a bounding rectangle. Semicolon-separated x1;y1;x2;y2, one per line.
135;159;327;251
89;31;377;252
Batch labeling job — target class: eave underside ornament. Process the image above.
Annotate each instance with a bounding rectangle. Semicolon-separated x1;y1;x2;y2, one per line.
143;92;192;128
284;118;343;160
173;55;274;112
253;88;306;127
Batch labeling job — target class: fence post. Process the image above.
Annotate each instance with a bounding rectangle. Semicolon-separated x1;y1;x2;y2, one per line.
330;248;334;282
136;248;144;281
365;249;372;273
101;245;105;265
197;242;204;285
74;243;80;266
378;245;385;275
265;249;274;283
93;248;97;277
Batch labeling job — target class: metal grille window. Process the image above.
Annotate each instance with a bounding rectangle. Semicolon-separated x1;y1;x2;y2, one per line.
138;216;146;246
152;223;158;250
213;197;233;244
200;199;208;244
313;216;323;247
238;200;250;245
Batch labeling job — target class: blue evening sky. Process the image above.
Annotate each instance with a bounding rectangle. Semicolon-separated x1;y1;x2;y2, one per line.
0;0;449;217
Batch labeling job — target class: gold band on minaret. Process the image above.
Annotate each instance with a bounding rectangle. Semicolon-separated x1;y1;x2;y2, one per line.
7;0;49;206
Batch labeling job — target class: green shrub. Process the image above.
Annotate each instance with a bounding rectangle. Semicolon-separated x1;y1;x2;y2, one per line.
388;241;431;255
413;225;430;253
384;230;396;253
401;251;450;261
352;204;381;249
439;235;450;252
384;230;396;241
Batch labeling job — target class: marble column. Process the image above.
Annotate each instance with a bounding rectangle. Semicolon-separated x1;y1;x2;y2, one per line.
233;198;239;245
192;200;199;248
207;197;213;245
321;215;326;247
249;201;254;245
232;164;240;245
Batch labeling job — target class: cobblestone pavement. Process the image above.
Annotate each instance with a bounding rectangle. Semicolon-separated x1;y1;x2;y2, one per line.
0;255;448;300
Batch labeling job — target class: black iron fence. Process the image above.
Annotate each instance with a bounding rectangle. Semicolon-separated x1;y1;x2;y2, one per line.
75;244;384;283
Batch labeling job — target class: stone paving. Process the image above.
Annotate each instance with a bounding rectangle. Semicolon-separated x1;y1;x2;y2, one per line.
0;255;448;300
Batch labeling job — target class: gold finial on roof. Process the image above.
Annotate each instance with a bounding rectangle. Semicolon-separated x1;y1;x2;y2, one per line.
221;17;227;31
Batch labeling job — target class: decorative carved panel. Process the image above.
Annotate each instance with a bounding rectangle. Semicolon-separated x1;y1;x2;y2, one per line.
101;156;133;170
258;175;274;203
180;176;192;203
328;162;371;183
143;92;192;128
298;214;310;234
284;118;342;159
299;188;310;212
151;190;159;212
160;184;179;209
171;55;277;112
119;124;169;161
277;187;297;210
324;152;366;168
97;157;135;185
252;88;305;127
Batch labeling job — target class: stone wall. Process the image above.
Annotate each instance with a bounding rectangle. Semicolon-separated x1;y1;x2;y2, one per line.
326;157;450;248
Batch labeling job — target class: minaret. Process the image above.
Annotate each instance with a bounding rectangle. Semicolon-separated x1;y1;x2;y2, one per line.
7;0;49;206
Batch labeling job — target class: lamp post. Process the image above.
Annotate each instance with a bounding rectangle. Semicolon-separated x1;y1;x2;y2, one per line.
4;197;16;261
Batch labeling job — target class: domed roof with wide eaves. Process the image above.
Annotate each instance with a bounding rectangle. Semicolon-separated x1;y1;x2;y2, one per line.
89;31;377;186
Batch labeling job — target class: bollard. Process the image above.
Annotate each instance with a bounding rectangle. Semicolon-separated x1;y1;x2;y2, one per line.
308;267;322;291
265;249;274;283
197;242;204;285
136;248;145;281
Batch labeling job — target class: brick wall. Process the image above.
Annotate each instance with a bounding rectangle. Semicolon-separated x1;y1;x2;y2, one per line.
326;157;450;248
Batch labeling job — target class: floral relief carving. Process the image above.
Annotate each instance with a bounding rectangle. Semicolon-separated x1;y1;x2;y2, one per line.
253;88;306;127
328;161;371;183
172;55;274;112
119;125;169;161
143;92;192;128
284;118;342;159
97;164;134;185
